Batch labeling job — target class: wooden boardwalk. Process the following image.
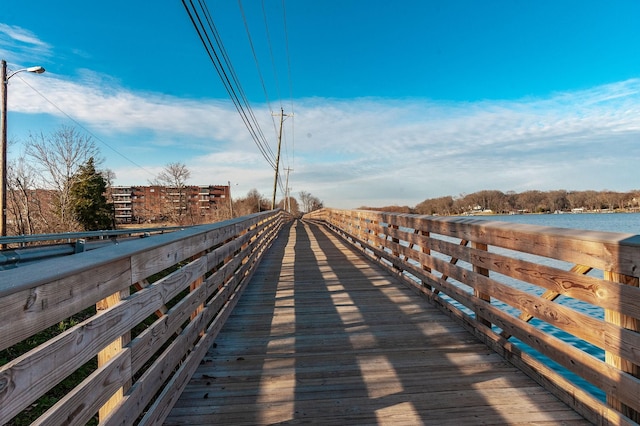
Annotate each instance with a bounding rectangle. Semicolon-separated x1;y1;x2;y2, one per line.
164;220;589;425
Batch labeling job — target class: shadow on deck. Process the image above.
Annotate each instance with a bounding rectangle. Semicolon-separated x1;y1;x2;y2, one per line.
164;220;588;425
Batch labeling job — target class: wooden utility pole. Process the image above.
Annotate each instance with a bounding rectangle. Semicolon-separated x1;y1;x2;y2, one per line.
1;60;7;243
284;167;293;213
227;180;234;218
1;60;45;246
271;108;292;209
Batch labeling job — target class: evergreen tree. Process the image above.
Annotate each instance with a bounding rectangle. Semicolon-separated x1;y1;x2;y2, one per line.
26;125;102;232
69;157;113;230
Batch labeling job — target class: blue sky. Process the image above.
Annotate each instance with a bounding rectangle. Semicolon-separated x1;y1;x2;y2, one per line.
2;1;640;208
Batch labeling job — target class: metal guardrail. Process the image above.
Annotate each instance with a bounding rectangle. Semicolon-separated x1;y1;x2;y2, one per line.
0;225;186;245
0;226;187;269
0;211;286;425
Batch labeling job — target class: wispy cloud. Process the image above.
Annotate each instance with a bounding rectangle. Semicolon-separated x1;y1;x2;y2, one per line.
288;82;640;206
0;24;51;64
8;54;640;208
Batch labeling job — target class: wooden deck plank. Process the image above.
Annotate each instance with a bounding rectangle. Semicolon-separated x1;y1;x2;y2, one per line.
164;220;589;425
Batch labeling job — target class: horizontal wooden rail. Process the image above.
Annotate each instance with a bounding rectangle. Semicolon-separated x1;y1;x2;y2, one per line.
305;208;640;425
0;210;291;425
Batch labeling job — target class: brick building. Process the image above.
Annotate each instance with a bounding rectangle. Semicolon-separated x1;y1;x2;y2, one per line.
108;185;231;224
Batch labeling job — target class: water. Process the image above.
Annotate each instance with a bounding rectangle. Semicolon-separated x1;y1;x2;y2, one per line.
472;211;640;234
409;212;640;401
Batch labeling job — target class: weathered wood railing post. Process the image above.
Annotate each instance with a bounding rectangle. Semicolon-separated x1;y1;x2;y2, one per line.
413;229;432;292
190;252;205;327
354;212;365;243
471;241;491;328
604;270;640;422
240;222;252;267
0;211;288;425
97;287;131;421
389;223;402;274
303;208;640;425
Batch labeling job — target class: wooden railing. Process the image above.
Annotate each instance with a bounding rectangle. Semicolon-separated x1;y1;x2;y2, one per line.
305;208;640;425
0;210;289;425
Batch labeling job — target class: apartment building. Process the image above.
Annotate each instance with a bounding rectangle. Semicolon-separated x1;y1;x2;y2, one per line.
108;185;231;224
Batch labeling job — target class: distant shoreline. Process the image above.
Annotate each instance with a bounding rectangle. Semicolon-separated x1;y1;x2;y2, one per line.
365;189;640;217
459;209;640;217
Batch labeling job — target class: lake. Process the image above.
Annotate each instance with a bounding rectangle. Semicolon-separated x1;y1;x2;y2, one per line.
471;211;640;234
438;212;640;400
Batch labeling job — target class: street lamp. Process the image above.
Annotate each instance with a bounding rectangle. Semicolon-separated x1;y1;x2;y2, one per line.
1;59;46;241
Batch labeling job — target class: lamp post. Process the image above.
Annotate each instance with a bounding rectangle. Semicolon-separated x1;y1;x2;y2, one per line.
0;59;45;241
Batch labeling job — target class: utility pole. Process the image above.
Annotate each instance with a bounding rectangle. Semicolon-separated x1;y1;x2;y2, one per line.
227;181;233;218
271;108;292;209
1;60;45;245
284;167;293;213
1;60;7;242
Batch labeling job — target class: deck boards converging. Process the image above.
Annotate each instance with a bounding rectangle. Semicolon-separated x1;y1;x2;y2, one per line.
164;220;588;425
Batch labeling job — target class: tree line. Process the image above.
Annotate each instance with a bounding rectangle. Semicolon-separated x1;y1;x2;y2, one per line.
229;189;322;218
362;189;640;216
6;126;324;236
151;163;323;224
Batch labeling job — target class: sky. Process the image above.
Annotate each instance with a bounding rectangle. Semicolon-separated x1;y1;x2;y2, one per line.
1;1;640;209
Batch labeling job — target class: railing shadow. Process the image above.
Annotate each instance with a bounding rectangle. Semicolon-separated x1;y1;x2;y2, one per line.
290;219;374;420
166;218;589;424
304;208;640;424
300;220;522;423
164;220;294;425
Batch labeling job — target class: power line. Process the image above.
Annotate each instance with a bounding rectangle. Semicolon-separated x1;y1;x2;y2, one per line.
280;102;293;171
262;0;295;194
200;0;278;169
268;107;294;208
201;2;278;164
182;0;277;170
262;0;282;107
237;0;280;159
282;0;295;170
182;0;297;201
184;0;276;169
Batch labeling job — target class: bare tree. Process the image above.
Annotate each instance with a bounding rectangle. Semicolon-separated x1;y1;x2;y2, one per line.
101;168;116;188
299;191;323;213
299;191;311;213
26;125;102;232
6;155;41;235
278;195;300;216
152;162;191;225
415;196;454;215
546;190;570;213
233;188;267;217
413;189;640;216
